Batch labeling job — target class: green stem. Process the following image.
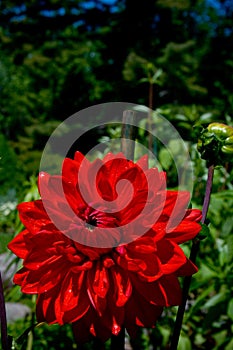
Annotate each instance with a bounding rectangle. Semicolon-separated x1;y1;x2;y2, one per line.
169;164;214;350
0;272;9;350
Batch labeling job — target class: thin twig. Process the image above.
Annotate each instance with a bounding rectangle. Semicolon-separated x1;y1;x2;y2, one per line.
200;165;214;224
0;271;9;350
121;110;137;161
148;82;153;153
170;164;215;349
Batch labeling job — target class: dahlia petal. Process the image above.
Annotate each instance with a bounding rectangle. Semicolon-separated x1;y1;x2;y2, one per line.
87;263;108;315
23;230;64;260
74;296;123;342
7;229;28;259
137;254;162;282
115;249;147;272
60;271;84;311
13;267;29;286
36;287;59;324
145;167;167;195
156;240;187;274
62;182;82;212
91;315;121;340
89;160;105;194
163;191;190;217
62;158;80;185
62;276;90;323
88;262;109;299
128;236;156;254
101;154;129;183
136;154;148;170
62;298;90;324
111;317;122;336
23;258;65;293
166;220;201;244
74;151;86;165
125;289;163;329
103;152;127;164
72;309;94;344
37;259;67;293
121;248;162;281
23;251;56;270
40;202;74;230
73;239;113;260
17;200;51;234
176;258;198;276
36;276;90;324
39;173;78;225
119;191;148;225
38;172;62;202
130;273;168;306
21;270;41;293
158;275;182;306
103;307;124;337
71;225;120;249
150;223;166;242
97;177;115;201
185;208;202;222
159;191;188;227
111;267;132;307
77;158;103;204
93;296;124;339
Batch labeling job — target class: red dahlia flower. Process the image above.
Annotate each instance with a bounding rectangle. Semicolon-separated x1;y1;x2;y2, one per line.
8;152;202;343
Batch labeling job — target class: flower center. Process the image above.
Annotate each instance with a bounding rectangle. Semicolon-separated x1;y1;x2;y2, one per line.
85;216;98;231
78;204;119;230
87;217;98;227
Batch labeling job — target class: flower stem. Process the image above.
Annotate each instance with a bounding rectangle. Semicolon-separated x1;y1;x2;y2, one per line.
0;271;9;350
111;328;125;350
121;110;137;161
200;164;215;224
169;164;215;350
110;110;136;350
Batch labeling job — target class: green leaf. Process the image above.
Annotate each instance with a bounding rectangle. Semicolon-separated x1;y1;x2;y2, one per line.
199;112;214;123
227;235;233;263
227;299;233;321
213;330;228;347
15;323;44;347
187;284;215;318
203;291;228;309
178;333;192;350
225;338;233;350
159;148;173;170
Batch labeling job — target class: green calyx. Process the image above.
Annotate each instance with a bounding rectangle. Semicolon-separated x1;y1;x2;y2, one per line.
197;122;233;166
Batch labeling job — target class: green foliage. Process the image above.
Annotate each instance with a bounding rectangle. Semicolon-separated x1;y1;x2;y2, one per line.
0;134;24;196
157;40;208;101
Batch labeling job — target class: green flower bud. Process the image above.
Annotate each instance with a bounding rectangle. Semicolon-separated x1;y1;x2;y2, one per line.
207;123;233;139
222;145;233;154
197;122;233;166
225;136;233;145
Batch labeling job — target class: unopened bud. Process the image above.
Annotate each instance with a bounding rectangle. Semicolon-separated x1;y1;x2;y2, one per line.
197;122;233;166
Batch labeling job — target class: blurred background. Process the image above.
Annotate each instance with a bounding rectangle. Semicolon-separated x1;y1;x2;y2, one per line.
0;1;233;349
